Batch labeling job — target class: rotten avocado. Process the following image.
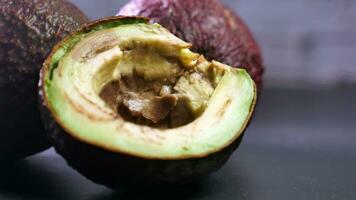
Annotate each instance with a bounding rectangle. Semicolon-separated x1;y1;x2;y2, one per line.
0;0;88;160
39;17;256;188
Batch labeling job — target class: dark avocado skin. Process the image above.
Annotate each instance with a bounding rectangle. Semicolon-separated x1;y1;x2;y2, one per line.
39;16;253;189
40;100;243;189
0;0;88;161
119;0;264;89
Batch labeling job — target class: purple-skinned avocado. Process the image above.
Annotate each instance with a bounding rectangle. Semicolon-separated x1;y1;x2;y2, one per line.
118;0;264;89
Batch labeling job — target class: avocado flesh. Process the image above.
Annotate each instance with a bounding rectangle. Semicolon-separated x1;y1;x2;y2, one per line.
43;21;255;159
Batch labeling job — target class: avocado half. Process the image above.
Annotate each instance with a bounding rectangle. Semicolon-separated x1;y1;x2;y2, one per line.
39;16;256;188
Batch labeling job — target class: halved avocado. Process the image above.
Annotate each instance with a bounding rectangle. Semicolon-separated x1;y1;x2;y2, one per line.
39;16;256;188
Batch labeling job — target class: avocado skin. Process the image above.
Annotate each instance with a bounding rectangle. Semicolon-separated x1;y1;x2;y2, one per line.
0;0;88;161
40;99;244;188
119;0;264;89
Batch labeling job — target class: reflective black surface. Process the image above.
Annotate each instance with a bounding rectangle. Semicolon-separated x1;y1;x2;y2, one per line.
1;88;355;200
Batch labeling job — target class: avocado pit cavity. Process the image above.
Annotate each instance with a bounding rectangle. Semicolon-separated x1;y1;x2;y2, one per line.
97;42;216;128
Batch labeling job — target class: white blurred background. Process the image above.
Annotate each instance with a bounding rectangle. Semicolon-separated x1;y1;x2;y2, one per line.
69;0;356;89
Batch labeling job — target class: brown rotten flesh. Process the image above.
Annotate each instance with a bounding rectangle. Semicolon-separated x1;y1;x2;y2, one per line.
99;55;216;128
39;17;256;189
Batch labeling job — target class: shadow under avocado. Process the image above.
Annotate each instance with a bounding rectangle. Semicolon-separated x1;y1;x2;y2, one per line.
0;154;109;200
0;150;253;200
91;155;253;200
0;158;63;199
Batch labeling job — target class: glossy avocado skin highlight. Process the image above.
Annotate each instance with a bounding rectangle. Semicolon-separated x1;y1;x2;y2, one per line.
119;0;264;89
39;17;256;189
0;0;88;160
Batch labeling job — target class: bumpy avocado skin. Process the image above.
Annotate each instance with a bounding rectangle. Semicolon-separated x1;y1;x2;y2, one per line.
39;17;252;189
0;0;88;160
119;0;264;89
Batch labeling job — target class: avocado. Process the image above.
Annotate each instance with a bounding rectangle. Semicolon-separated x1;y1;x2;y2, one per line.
0;0;88;160
118;0;264;89
39;16;256;189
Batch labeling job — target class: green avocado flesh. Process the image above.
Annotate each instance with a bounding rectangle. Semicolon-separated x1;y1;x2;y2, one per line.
43;19;255;159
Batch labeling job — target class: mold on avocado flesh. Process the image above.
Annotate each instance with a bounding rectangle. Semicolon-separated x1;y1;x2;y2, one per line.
40;17;256;188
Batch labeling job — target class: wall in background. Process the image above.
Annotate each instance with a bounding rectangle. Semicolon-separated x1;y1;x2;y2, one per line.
69;0;356;89
225;0;356;88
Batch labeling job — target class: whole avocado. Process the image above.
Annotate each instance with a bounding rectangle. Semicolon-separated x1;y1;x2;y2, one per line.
0;0;88;160
118;0;264;89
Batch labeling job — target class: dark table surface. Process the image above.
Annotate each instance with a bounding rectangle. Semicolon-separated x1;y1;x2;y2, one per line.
0;88;355;200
